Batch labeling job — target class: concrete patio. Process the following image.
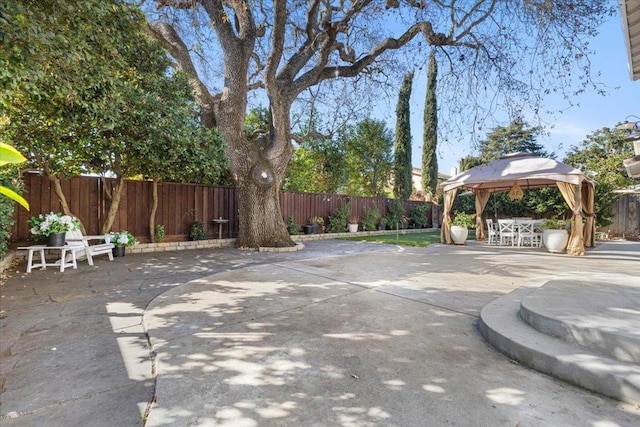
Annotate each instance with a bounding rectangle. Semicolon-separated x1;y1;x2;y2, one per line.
1;239;638;426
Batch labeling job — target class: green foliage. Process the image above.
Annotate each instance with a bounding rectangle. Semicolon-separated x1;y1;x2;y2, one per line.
155;224;165;242
343;118;394;197
285;216;300;235
478;118;550;161
458;155;483;172
384;200;406;228
0;143;28;210
362;207;381;231
244;106;271;133
326;205;350;233
394;71;413;200
0;164;22;258
541;218;569;230
452;211;476;228
409;204;431;228
189;221;206;241
283;129;348;193
2;0;230;191
422;51;438;199
563;127;633;227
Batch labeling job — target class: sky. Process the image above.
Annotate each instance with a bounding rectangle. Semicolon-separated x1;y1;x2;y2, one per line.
401;12;639;176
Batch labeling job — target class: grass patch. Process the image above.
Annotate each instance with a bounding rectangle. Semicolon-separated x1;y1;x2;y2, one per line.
342;231;442;247
341;230;476;247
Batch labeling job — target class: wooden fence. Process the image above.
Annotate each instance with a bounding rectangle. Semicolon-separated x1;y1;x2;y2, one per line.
604;193;640;238
11;174;432;245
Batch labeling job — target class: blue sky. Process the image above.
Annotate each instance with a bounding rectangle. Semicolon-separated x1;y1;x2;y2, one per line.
403;13;639;176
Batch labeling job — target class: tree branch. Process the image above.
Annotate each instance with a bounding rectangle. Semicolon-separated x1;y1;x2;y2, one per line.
146;21;219;126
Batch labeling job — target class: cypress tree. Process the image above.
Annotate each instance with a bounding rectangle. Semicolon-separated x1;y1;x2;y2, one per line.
393;71;413;200
422;50;438;200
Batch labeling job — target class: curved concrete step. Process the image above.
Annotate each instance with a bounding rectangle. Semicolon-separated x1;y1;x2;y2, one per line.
520;280;640;364
480;287;640;405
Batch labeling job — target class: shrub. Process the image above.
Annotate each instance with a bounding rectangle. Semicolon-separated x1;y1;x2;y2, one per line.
384;200;406;229
155;224;165;242
362;207;381;231
286;216;300;235
326;204;350;233
189;221;206;240
409;204;431;228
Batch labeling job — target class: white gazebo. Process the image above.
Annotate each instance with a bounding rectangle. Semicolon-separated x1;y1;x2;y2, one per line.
439;153;596;256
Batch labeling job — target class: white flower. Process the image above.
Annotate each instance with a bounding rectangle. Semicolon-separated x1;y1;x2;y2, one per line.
117;235;129;245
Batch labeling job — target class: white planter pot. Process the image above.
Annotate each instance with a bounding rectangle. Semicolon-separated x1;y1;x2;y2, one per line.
348;223;359;233
450;225;468;244
542;229;569;253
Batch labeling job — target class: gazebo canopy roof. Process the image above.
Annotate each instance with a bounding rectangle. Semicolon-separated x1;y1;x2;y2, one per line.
440;153;594;193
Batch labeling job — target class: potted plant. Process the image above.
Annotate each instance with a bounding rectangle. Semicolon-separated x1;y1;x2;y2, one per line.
303;216;324;234
541;218;569;253
450;211;476;244
347;214;359;233
29;212;81;246
108;231;138;257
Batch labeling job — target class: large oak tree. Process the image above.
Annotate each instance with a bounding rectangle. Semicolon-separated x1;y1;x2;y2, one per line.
145;0;613;248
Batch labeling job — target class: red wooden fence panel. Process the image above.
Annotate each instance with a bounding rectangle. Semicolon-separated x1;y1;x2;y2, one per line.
11;174;432;245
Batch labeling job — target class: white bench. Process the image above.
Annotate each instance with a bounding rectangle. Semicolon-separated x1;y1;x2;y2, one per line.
17;245;77;273
65;230;114;265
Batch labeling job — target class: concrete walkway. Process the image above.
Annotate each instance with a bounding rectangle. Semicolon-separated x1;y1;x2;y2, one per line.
1;239;638;426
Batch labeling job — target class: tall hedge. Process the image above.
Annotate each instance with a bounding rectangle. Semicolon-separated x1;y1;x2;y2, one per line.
393;71;414;200
422;50;438;199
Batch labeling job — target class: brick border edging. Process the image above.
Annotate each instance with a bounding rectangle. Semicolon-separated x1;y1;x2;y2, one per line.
4;228;439;267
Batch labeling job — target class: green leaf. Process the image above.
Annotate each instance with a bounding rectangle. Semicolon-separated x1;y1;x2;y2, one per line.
0;143;28;166
0;185;29;210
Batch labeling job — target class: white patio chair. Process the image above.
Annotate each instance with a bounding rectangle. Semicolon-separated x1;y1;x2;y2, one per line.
517;220;538;247
65;229;115;265
498;219;516;246
486;219;500;245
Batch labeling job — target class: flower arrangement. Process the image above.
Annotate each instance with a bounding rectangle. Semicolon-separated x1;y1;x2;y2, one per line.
29;212;80;237
109;231;138;247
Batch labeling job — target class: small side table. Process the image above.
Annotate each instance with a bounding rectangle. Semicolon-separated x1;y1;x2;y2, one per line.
212;218;229;239
17;245;78;273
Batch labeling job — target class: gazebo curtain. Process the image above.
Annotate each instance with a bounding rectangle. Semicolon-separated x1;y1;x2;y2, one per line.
556;182;585;256
441;188;458;244
582;183;596;247
473;189;491;240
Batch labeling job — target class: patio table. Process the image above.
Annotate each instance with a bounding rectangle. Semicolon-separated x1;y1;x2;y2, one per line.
17;245;78;273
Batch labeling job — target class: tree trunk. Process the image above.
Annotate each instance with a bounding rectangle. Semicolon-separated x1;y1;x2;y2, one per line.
234;175;293;248
49;174;87;234
149;179;159;243
100;177;125;234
